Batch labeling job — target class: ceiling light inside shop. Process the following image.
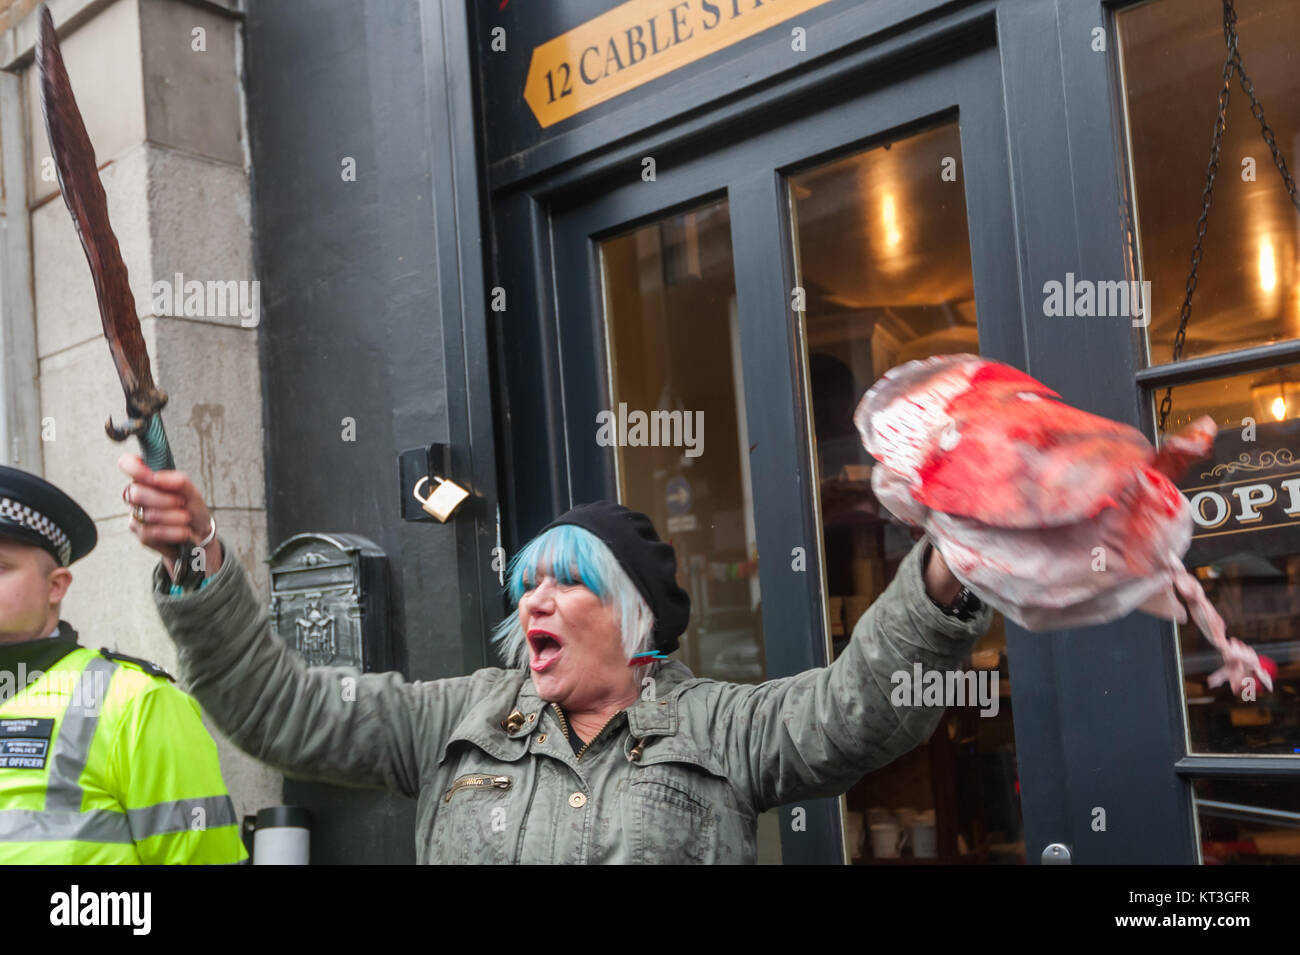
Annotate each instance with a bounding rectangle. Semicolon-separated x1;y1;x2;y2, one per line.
1260;237;1277;293
1249;371;1299;422
881;192;901;248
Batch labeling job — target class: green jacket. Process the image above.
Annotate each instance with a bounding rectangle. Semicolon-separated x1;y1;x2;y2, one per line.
152;534;992;864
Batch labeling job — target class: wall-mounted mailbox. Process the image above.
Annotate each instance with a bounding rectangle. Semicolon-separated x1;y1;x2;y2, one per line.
268;533;391;672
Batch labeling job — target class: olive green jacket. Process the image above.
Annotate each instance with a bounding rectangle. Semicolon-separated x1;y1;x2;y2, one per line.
152;534;992;864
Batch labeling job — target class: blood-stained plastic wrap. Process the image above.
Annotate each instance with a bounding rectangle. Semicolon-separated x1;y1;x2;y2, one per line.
855;354;1273;695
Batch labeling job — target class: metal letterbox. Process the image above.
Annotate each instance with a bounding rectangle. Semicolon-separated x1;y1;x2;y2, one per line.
268;533;391;672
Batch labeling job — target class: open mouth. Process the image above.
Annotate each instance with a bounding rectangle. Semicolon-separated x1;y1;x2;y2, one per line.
527;629;564;672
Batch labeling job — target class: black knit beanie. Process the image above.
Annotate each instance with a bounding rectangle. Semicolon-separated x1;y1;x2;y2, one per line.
540;501;691;655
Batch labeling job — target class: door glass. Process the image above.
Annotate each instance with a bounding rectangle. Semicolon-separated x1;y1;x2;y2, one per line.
1194;778;1300;864
1117;0;1300;364
598;199;781;862
1160;368;1300;757
788;119;1025;864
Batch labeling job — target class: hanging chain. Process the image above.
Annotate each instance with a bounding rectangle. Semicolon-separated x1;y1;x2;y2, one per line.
1156;0;1300;436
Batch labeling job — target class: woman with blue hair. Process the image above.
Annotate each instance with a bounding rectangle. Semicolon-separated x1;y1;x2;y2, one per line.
122;454;992;864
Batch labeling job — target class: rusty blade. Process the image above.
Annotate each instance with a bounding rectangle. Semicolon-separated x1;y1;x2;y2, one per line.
34;2;161;414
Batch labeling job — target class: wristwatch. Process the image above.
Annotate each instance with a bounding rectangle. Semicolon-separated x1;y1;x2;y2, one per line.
924;542;983;622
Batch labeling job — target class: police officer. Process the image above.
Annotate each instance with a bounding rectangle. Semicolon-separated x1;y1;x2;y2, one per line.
0;465;246;863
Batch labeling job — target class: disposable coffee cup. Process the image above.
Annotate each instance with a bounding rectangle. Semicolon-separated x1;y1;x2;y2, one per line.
252;805;311;865
912;820;938;858
869;821;906;859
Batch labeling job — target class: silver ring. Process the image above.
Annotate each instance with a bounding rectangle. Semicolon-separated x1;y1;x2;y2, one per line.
195;515;217;548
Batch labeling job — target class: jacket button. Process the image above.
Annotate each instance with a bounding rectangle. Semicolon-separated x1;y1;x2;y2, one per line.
568;792;587;809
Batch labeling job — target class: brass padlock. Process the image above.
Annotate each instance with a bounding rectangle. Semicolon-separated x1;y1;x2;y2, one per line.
413;475;469;522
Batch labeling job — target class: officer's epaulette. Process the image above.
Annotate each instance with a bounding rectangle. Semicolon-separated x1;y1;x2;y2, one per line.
98;647;175;682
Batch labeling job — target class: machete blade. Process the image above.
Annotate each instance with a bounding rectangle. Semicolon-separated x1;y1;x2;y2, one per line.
34;2;165;423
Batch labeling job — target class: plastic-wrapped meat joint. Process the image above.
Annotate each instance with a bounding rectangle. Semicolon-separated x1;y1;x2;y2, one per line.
854;353;1274;695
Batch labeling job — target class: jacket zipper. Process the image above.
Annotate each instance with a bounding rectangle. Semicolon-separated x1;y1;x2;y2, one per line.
444;773;512;802
551;702;621;761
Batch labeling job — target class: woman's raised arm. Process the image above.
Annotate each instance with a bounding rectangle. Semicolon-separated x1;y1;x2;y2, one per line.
700;534;994;815
120;454;479;796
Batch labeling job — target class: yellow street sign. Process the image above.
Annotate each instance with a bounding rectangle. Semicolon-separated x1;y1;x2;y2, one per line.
524;0;836;128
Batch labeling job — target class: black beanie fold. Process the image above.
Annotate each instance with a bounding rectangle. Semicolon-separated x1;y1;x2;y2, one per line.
540;501;690;655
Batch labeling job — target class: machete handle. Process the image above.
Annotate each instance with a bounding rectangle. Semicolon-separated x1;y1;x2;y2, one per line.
105;411;175;473
136;412;176;473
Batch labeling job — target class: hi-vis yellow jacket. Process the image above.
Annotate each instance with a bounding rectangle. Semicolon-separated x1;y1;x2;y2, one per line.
0;639;247;864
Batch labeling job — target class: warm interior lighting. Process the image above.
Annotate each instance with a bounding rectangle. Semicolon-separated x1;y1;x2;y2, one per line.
882;193;901;247
1249;371;1298;423
1260;238;1277;292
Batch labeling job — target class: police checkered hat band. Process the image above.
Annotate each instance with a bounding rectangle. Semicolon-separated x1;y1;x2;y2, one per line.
0;495;71;565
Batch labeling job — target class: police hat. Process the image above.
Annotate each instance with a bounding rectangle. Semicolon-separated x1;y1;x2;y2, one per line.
0;465;96;566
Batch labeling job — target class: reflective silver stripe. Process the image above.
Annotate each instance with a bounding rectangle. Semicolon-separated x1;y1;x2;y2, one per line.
126;794;239;840
0;808;133;843
44;657;118;812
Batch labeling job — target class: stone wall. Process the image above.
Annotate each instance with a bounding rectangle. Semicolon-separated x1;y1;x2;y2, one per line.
0;0;280;829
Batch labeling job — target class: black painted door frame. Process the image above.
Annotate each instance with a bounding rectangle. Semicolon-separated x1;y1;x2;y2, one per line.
548;35;1022;864
484;0;1207;863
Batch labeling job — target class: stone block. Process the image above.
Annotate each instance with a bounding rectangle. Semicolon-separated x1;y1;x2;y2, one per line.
139;0;243;168
38;312;263;521
32;142;151;358
152;316;265;511
37;332;146;521
147;145;254;330
24;0;146;206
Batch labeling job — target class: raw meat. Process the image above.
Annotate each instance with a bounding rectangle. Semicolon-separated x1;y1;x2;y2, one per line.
855;353;1274;695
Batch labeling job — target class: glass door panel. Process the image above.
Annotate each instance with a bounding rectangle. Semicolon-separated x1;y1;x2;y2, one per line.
1117;0;1300;364
1193;778;1300;864
787;119;1025;864
597;198;782;863
1160;368;1300;757
547;41;1026;864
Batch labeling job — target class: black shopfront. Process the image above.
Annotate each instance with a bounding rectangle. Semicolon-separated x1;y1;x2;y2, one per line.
247;0;1300;864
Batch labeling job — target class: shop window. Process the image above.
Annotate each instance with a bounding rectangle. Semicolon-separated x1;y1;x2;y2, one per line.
788;119;1024;863
1161;368;1300;756
1194;777;1300;863
599;199;781;861
1117;0;1300;364
1119;0;1300;773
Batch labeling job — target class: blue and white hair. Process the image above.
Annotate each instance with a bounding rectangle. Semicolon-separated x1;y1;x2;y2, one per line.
491;523;663;682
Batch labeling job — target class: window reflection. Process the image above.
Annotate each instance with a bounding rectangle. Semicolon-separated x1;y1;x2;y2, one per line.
599;199;781;862
1162;367;1300;756
1117;0;1300;363
1195;778;1300;864
789;120;1025;863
